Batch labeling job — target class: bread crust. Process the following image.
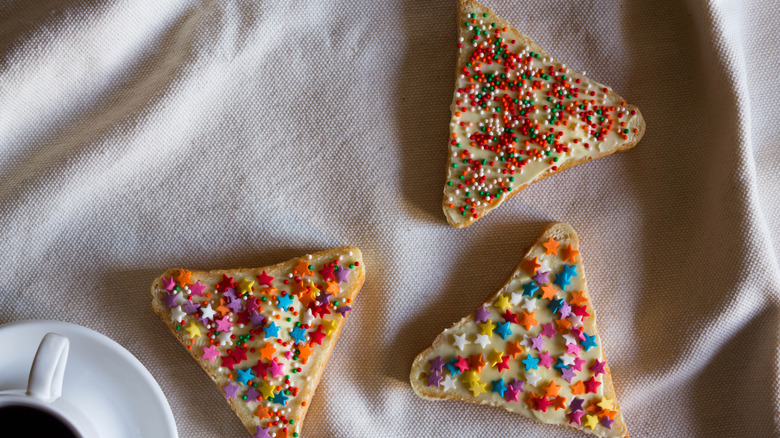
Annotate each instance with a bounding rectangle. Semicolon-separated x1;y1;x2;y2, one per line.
410;223;629;437
151;246;365;437
443;0;647;229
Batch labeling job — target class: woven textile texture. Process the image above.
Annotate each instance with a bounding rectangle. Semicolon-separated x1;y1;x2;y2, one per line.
1;0;779;436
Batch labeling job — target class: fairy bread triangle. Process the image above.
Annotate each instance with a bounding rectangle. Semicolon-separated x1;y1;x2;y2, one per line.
151;247;365;437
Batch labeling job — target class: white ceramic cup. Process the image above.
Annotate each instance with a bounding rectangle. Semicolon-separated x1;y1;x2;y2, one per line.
0;332;99;438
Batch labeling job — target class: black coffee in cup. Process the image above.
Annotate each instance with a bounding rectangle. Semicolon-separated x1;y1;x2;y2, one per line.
0;405;78;437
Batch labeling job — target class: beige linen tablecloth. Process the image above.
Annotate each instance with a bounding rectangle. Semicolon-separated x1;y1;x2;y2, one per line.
1;0;778;436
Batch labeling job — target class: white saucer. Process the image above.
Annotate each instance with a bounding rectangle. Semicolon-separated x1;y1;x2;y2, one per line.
0;320;177;438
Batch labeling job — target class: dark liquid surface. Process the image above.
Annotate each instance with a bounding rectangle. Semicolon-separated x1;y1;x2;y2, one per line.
0;405;78;437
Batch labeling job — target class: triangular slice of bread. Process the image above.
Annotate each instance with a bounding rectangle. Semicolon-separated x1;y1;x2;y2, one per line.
444;0;646;228
151;247;365;438
410;223;629;437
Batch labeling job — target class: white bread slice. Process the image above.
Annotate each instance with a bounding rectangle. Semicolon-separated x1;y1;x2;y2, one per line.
151;247;365;438
410;223;629;437
444;0;646;228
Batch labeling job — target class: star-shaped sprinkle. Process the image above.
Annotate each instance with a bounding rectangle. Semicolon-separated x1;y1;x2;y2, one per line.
561;353;576;366
529;334;546;351
505;341;523;358
508;378;524;392
520;297;537;312
494;321;512;340
319;264;335;281
199;303;216;321
598;397;614;410
237;278;254;295
290;326;307;344
255;381;274;399
525;372;542;386
523;257;541;274
453;333;469;351
226;299;243;313
267;360;284;378
522;281;539;297
554;272;572;289
561;244;579;262
494;294;511;311
244;387;260;402
336;305;352;317
272;390;288;406
161;277;175;291
543;237;560;255
568;410;584;425
429;356;445;373
218;274;236;291
217;331;232;345
276;294;293;310
185;322;201;338
294;259;313;277
296;344;313;364
427;371;442;387
601;417;615;429
518;311;538;330
491;378;507;397
248;311;266;328
189;280;205;297
309;326;326;345
444;359;459;376
468;380;487;396
244;296;260;313
584;376;602;394
557;300;572;318
583;414;599;430
510;292;524;306
571;357;586;372
570;290;588;306
201;345;220;362
505;386;520;402
223;382;239;399
316;292;333;306
581;332;598;351
570;397;584;412
487;349;503;367
170;305;186;322
215;316;233;332
535;396;552;412
256;271;274;287
561;264;578;280
334;267;350;283
441;374;457;391
323;319;341;337
468;354;486;372
543;380;561;397
540;322;557;338
454;356;469;373
222;287;238;301
521;354;540;372
590;359;607;377
474;333;491;348
263;321;280;338
560;366;577;383
532;270;549;285
548;297;565;314
474;305;489;323
174;269;192;287
236;368;255;385
539;284;558;300
537;351;554;368
495;355;510;372
162;291;178;309
566;343;581;355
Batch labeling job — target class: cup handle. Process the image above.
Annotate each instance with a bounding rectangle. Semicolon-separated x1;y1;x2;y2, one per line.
26;332;69;402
